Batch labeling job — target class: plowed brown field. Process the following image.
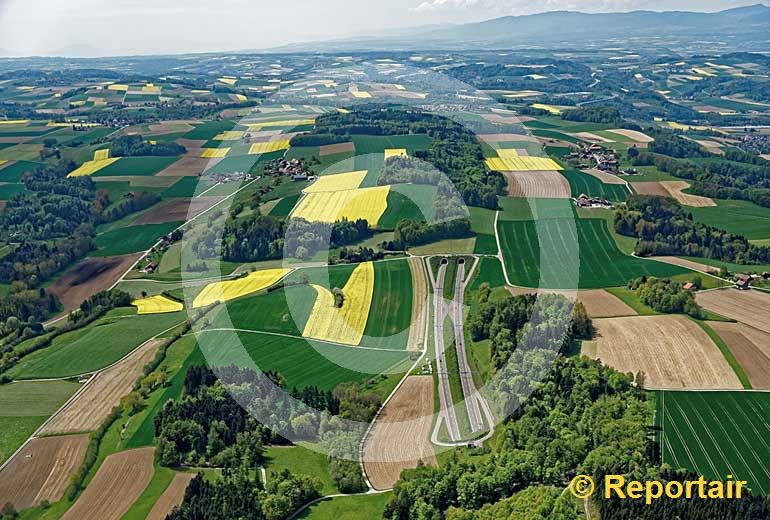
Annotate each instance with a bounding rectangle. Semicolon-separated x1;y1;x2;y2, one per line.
146;473;195;520
696;289;770;334
363;376;436;490
709;321;770;389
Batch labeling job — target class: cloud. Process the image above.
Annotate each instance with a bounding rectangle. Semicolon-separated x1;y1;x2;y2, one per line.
410;0;753;15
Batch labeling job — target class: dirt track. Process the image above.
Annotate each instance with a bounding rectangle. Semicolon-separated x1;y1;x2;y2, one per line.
48;254;142;315
0;435;89;511
696;289;770;334
62;447;155;520
582;315;742;389
506;287;637;318
407;257;428;351
505;170;570;198
41;339;163;435
146;472;195;520
709;321;770;389
363;376;436;490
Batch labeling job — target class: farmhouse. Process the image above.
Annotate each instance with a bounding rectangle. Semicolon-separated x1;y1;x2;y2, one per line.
575;193;612;209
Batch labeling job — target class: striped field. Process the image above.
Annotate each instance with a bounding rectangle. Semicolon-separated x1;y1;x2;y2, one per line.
657;391;770;496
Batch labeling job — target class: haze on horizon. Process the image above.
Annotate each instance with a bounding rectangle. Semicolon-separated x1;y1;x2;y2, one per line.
0;0;763;57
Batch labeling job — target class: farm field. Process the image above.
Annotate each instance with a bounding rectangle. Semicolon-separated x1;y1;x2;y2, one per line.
0;380;81;464
503;170;569;198
41;338;164;434
7;311;183;380
561;169;630;202
132;294;183;314
0;434;89;511
582;315;741;389
91;156;179;177
193;267;291;308
361;259;413;350
406;257;429;351
291;186;391;225
657;391;770;496
690;199;770;240
506;287;638;318
47;254;143;315
362;376;436;490
61;447;156;520
709;321;770;389
696;289;770;334
144;472;195;520
497;217;687;288
303;262;375;346
132;197;223;225
199;330;413;390
296;493;392;520
265;445;337;495
93;222;183;256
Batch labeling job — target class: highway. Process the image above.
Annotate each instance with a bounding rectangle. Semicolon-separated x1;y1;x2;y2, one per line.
430;259;461;442
451;258;485;434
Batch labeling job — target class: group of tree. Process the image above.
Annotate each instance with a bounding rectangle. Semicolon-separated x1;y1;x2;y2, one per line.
561;105;624;124
108;134;185;157
98;190;161;223
615;195;770;264
468;287;592;369
389;218;472;250
628;276;703;318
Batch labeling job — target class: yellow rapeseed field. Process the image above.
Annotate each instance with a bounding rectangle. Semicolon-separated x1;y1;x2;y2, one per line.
384;149;408;160
67;158;120;177
0;120;29;125
248;140;291;155
485;156;563;172
218;77;238;85
193;268;291;308
233;94;247;102
291;186;390;225
302;262;374;345
531;103;562;115
213;131;245;141
304;171;367;193
142;83;161;93
200;148;231;159
108;84;129;92
93;149;111;161
0;160;7;167
351;91;372;99
133;295;184;315
496;148;521;159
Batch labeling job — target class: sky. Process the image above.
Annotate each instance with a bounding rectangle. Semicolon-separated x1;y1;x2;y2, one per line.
0;0;763;57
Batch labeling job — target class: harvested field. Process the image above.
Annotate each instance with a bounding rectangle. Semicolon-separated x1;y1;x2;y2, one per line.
506;287;637;318
319;142;355;156
709;321;770;389
62;448;155;520
570;132;614;143
41;339;163;435
695;140;725;155
147;120;197;135
504;170;570;198
606;129;654;143
156;156;222;177
696;289;770;334
363;376;436;490
146;473;196;520
583;168;627;185
482;113;522;125
652;256;720;274
0;435;89;511
407;257;428;351
631;181;670;197
582;315;741;389
661;181;716;207
48;254;142;314
175;138;207;149
478;133;540;144
133;197;223;225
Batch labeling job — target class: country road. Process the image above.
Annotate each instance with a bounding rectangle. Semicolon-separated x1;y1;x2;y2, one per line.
452;258;484;434
430;259;461;442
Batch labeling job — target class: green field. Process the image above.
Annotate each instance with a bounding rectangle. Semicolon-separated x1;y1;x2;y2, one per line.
93;221;183;256
0;160;42;182
497;218;688;288
91;156;179;177
657;391;770;496
296;492;392;520
269;195;301;217
469;207;498;254
265;445;337;495
0;183;26;199
378;184;437;229
361;259;413;349
7;310;185;379
467;256;507;291
199;330;413;390
162;176;201;198
561;169;630;202
0;380;81;463
690;199;770;240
